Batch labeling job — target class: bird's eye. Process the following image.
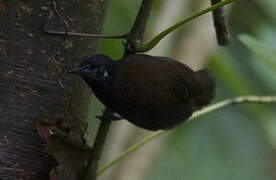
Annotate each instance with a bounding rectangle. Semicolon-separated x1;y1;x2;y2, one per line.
103;69;109;77
93;68;109;79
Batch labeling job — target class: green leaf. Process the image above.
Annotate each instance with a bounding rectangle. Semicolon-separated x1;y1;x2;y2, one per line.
239;34;276;73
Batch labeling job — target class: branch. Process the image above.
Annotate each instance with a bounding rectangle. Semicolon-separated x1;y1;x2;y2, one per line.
128;0;155;43
211;0;230;45
82;118;111;180
124;0;155;55
96;95;276;176
44;0;235;52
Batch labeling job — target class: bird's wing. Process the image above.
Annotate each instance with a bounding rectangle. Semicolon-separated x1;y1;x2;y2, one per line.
121;54;203;104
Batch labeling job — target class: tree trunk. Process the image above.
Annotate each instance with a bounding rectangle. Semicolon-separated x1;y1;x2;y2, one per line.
0;0;108;179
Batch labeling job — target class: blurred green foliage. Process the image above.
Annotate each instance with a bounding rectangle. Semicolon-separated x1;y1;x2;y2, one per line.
239;35;276;78
91;0;276;179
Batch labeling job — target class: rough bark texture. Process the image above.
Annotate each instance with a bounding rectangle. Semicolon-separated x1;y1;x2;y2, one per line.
0;0;108;179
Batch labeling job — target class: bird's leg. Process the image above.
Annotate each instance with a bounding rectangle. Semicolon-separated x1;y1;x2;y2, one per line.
96;108;122;121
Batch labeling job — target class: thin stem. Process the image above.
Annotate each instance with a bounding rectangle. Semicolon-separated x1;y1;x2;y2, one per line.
44;29;128;39
97;130;165;176
96;95;276;176
134;0;237;52
44;1;128;39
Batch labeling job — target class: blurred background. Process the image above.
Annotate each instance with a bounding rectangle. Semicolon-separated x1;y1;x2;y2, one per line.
86;0;276;179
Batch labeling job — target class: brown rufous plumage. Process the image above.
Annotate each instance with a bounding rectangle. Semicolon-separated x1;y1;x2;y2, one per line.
69;54;215;131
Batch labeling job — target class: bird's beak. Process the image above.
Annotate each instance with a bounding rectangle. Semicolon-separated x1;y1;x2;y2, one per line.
67;65;90;75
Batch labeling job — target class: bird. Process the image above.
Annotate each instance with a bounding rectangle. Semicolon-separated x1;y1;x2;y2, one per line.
68;54;215;131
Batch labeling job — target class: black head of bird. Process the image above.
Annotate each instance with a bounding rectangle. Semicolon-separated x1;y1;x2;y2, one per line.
69;54;215;131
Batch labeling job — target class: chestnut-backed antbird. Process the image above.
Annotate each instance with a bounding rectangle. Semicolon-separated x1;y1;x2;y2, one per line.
69;54;215;131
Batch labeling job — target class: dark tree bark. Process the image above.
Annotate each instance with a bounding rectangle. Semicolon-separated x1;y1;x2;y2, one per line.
0;0;108;179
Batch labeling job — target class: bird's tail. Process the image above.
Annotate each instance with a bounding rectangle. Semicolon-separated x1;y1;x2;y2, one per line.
193;69;215;109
